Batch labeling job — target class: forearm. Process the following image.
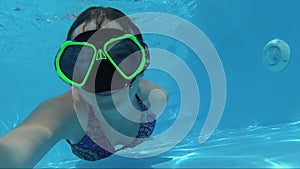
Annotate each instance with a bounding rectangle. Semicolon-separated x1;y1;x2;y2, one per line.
0;124;58;168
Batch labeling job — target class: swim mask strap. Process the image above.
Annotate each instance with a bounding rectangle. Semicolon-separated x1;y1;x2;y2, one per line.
142;42;150;70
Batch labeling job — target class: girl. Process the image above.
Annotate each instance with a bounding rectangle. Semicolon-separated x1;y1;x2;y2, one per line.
0;6;167;168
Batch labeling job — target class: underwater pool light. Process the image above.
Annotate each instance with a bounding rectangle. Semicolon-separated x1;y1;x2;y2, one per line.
263;39;291;72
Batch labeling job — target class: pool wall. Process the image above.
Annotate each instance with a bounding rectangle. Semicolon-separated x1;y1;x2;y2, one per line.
0;0;299;137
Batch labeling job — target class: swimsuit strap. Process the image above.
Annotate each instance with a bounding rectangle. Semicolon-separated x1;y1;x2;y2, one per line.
65;105;115;161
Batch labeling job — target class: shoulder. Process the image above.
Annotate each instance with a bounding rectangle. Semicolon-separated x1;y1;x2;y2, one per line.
137;79;168;115
138;79;168;98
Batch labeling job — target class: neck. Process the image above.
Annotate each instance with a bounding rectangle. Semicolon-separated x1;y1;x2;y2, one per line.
93;87;141;131
95;87;139;114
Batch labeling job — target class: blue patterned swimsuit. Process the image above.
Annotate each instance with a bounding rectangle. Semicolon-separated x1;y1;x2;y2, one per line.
66;94;156;161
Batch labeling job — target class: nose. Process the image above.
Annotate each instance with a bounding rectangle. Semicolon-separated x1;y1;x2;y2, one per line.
96;49;107;60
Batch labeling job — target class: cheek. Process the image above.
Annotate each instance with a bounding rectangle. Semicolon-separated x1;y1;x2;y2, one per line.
73;58;90;81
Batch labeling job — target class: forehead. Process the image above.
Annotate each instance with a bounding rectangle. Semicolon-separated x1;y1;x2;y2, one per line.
71;20;124;40
73;28;129;50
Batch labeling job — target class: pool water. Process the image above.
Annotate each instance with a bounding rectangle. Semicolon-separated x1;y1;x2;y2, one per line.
0;0;299;168
36;121;300;168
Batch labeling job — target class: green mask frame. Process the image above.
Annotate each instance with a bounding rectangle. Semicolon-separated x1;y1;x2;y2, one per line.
55;32;147;88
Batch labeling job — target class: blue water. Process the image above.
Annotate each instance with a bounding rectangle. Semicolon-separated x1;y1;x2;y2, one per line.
1;0;300;168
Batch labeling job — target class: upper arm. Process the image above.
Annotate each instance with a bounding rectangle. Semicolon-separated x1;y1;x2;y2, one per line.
138;79;168;115
0;96;76;168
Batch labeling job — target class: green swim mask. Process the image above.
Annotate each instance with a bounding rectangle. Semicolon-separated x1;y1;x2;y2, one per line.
55;29;149;93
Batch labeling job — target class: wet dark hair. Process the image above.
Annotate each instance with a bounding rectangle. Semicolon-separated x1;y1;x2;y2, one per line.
67;6;142;40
